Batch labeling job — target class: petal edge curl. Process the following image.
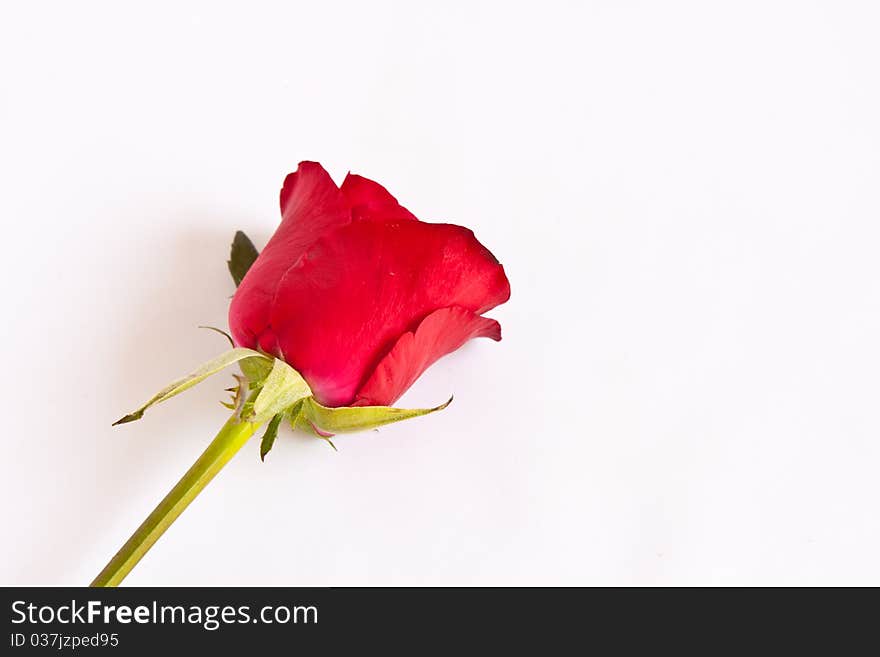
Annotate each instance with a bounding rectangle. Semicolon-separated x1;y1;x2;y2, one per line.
354;306;502;407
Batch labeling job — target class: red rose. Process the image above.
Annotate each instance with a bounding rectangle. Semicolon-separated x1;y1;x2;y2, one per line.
228;162;510;408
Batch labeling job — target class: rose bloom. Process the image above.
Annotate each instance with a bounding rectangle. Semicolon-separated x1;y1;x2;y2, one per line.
229;162;510;408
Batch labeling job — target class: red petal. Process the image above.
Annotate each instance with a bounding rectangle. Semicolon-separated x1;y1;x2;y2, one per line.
340;173;417;222
269;219;510;406
229;162;349;353
354;306;501;407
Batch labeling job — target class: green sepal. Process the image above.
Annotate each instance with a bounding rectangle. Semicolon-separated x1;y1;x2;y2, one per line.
300;396;453;434
289;402;336;450
245;358;312;424
113;348;271;425
228;230;259;287
219;374;247;411
259;413;284;461
240;355;273;387
197;325;234;347
287;398;306;430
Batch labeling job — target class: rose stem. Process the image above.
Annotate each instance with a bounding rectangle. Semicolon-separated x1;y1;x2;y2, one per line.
90;414;261;587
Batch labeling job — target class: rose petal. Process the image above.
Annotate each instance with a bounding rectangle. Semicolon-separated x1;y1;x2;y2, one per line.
269;219;509;406
340;172;418;222
229;161;349;353
354;307;501;407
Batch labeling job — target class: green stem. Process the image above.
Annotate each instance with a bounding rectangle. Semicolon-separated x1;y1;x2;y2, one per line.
91;415;260;587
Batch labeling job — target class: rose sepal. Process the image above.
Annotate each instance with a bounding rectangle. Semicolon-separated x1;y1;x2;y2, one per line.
111;345;450;457
112;347;272;426
299;396;453;435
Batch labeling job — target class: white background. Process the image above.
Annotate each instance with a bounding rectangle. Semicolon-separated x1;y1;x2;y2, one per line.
2;1;879;586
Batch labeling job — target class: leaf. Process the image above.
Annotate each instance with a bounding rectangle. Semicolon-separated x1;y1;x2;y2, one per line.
113;348;271;425
228;230;259;287
248;358;312;423
301;396;453;434
259;413;284;461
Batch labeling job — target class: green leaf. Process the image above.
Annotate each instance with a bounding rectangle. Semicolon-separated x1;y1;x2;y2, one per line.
228;230;259;287
259;413;284;461
301;396;453;434
113;348;271;425
247;358;312;423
